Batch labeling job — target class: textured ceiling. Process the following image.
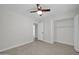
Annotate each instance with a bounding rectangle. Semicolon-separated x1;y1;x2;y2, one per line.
0;4;79;22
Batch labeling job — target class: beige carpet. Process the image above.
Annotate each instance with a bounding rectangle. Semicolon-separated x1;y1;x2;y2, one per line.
0;40;79;55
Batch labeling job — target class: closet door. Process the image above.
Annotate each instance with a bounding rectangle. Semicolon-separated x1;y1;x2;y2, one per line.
74;15;79;52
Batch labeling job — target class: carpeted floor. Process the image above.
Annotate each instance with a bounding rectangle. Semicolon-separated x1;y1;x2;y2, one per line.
0;40;79;55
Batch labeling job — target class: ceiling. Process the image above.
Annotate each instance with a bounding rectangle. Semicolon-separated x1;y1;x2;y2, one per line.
0;4;79;22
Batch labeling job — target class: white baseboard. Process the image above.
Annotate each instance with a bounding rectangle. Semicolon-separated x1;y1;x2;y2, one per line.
56;40;73;46
0;40;34;52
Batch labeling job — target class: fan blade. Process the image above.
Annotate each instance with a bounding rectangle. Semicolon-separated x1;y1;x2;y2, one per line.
42;9;50;12
30;10;37;13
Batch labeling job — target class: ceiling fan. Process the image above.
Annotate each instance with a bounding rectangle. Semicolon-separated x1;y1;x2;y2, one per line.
30;4;50;16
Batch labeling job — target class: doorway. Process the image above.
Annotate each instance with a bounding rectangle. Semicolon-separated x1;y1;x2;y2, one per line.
33;23;38;40
33;22;44;41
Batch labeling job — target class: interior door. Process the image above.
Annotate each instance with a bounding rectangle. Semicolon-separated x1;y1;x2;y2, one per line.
38;22;44;40
74;15;79;52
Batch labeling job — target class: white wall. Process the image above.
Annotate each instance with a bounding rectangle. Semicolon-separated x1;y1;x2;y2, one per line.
0;8;3;50
0;7;34;51
55;18;74;46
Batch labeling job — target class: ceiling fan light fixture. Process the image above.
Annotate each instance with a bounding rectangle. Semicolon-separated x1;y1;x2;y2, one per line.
37;10;43;15
30;4;50;16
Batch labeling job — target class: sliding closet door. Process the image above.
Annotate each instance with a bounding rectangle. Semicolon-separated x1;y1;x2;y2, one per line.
55;19;74;46
74;15;79;52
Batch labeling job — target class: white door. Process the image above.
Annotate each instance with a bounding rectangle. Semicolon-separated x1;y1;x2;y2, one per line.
74;15;79;52
38;22;44;40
